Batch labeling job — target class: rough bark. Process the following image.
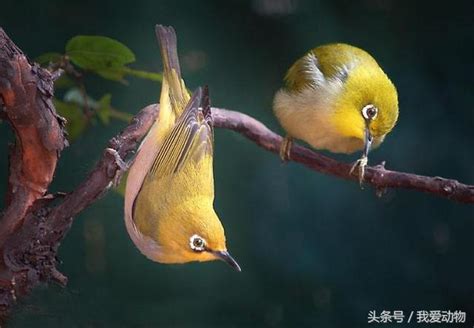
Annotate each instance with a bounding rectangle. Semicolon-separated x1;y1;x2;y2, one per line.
0;28;66;245
212;108;474;203
0;26;472;323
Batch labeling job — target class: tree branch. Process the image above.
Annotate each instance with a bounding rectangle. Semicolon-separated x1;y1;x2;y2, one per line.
0;24;472;324
0;28;67;245
0;25;161;320
212;108;474;204
0;104;159;319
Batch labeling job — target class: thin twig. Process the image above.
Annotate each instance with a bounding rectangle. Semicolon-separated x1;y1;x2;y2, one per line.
0;24;473;324
212;108;474;204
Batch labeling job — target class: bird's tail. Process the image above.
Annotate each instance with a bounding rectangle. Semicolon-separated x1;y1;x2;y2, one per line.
155;25;190;116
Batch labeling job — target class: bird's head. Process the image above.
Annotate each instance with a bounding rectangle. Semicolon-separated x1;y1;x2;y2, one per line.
153;199;241;271
330;61;399;156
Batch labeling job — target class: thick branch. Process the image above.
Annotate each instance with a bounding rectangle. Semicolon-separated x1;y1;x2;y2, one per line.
0;28;67;245
0;104;159;318
0;24;161;319
212;108;474;204
0;24;472;323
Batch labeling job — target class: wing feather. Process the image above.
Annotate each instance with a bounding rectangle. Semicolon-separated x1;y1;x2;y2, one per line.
147;86;213;180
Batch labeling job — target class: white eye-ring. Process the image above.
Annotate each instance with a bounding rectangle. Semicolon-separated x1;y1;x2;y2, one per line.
362;104;378;120
189;234;206;252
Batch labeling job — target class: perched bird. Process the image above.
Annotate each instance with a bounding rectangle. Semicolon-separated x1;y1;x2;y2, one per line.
124;25;240;271
273;44;399;183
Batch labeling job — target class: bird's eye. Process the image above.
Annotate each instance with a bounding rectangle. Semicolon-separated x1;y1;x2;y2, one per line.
362;104;378;120
189;234;206;252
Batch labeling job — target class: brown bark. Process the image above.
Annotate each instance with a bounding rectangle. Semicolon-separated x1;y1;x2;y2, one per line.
0;25;159;321
0;25;472;323
212;108;474;203
0;28;67;244
0;104;158;318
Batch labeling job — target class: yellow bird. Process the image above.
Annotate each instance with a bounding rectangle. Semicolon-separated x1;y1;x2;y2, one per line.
124;25;240;271
273;44;399;182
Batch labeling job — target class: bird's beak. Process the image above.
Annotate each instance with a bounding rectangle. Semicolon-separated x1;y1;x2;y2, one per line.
212;250;241;272
363;125;373;158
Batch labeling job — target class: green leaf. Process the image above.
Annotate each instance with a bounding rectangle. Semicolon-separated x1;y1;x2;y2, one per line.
96;94;112;125
35;52;63;66
63;88;131;123
66;35;135;73
95;67;128;83
123;67;162;82
54;99;87;141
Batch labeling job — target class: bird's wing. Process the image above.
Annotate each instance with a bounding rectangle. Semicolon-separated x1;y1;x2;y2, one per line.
285;45;358;92
156;25;190;117
285;51;326;92
146;86;213;180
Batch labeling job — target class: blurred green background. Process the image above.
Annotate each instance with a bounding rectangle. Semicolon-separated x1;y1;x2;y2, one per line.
1;0;473;327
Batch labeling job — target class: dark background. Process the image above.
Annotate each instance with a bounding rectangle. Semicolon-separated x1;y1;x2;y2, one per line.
1;0;473;327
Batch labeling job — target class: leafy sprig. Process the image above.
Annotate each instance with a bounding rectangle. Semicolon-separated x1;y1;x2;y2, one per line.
36;35;162;140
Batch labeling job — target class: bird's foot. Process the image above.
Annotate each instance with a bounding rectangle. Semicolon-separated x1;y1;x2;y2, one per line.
279;136;293;162
105;148;130;187
350;156;368;187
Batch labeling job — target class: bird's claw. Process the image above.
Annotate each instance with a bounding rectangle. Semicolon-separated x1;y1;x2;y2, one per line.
279;136;293;162
105;148;129;187
350;156;368;187
106;148;128;171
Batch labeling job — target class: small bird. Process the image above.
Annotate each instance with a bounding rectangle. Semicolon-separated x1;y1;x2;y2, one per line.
124;25;240;271
273;43;399;183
